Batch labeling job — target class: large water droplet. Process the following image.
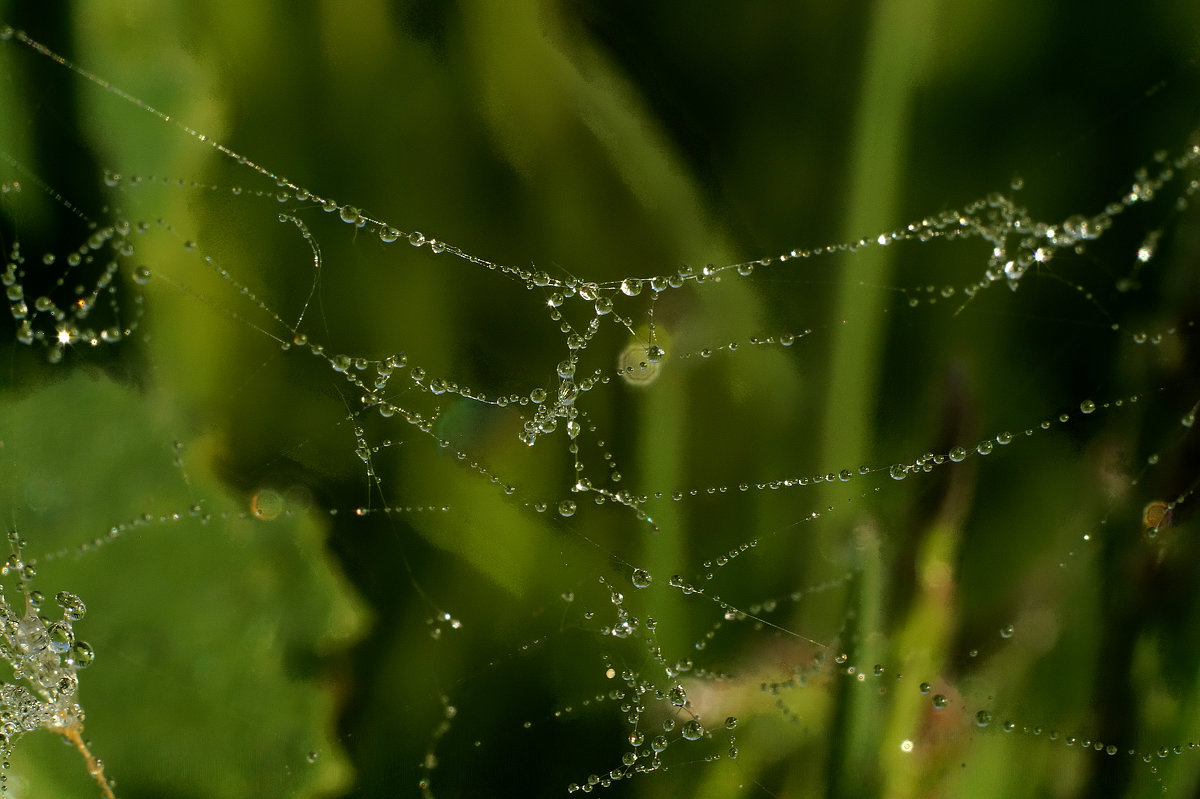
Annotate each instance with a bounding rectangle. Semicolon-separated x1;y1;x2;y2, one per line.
668;684;687;706
252;489;285;521
71;641;95;668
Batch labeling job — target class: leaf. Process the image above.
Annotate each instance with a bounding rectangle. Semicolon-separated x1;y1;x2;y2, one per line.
0;370;367;798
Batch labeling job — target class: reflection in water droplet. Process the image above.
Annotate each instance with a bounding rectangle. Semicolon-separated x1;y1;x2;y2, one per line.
251;489;285;521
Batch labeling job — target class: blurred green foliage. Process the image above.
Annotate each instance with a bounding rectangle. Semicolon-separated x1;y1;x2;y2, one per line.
0;2;1198;798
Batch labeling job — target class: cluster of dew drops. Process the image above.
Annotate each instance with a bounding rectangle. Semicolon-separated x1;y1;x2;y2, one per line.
0;530;95;787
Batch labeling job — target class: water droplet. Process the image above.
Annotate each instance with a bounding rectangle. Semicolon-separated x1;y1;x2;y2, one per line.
948;446;967;462
976;710;992;727
932;694;949;709
55;591;86;621
977;440;994;456
724;716;738;730
631;569;652;589
47;621;74;653
619;344;661;386
306;750;319;764
1080;399;1096;414
1000;624;1014;639
558;500;577;518
620;279;642;296
251;489;285;521
889;464;907;481
668;684;687;706
918;682;931;694
681;720;704;741
645;344;666;363
132;265;151;285
71;641;95;668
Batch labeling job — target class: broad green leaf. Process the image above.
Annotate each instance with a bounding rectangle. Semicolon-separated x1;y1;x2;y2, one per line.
0;370;366;798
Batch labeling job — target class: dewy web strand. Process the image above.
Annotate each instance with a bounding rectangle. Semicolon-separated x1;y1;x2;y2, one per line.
1;13;1199;799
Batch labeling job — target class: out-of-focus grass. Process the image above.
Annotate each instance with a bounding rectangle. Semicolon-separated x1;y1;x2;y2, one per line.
0;2;1198;798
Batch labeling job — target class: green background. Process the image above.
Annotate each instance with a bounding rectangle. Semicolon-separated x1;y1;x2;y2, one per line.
1;2;1198;798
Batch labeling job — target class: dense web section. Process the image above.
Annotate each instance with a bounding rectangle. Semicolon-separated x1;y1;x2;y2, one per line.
1;9;1200;799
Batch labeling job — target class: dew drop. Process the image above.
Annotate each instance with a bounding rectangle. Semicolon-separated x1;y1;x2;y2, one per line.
681;720;704;741
252;489;285;521
558;500;577;518
47;621;74;653
1080;399;1096;414
631;569;652;589
668;684;687;706
71;641;95;668
55;591;86;621
948;446;967;462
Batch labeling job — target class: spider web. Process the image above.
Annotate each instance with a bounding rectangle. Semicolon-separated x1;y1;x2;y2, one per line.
1;4;1199;798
